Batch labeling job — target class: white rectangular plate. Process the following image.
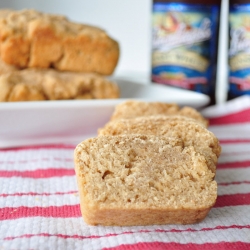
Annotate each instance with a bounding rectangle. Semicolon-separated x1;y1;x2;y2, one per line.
0;79;210;148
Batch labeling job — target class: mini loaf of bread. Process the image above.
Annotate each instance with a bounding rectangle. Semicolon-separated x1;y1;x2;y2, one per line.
98;115;221;173
110;100;208;127
0;9;119;75
0;69;119;101
74;135;217;226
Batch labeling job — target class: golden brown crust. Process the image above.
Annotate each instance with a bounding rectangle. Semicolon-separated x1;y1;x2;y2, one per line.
111;100;208;127
178;106;209;127
0;69;119;101
0;57;18;76
0;9;119;75
74;135;217;226
81;206;212;226
98;115;221;173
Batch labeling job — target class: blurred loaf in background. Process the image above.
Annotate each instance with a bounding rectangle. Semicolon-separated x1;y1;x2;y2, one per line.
0;9;120;101
0;69;119;102
0;9;119;74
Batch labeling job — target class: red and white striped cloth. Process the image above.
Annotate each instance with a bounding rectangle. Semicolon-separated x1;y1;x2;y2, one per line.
1;96;250;250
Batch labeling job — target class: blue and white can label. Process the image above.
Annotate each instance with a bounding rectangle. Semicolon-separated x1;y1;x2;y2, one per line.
229;4;250;97
152;3;219;95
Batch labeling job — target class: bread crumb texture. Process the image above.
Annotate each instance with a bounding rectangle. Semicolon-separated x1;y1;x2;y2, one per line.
99;115;221;173
0;9;119;75
74;135;217;226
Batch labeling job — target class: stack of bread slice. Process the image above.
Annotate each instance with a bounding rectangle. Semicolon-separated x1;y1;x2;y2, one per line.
0;9;120;101
74;100;221;226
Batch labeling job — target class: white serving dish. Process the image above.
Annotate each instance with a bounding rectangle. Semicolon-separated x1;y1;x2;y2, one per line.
0;79;210;148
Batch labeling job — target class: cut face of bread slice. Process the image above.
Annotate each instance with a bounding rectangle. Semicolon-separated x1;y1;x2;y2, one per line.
0;69;119;101
110;100;208;127
74;135;217;226
98;115;221;173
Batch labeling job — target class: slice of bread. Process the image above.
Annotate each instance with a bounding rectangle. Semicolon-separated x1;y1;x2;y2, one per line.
110;100;208;127
0;69;119;101
74;135;217;226
0;9;119;75
98;115;221;173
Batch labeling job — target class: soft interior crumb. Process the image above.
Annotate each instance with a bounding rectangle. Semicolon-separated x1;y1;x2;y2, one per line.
75;135;217;209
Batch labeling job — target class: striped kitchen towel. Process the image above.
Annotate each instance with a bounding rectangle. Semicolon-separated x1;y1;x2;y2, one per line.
1;96;250;250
